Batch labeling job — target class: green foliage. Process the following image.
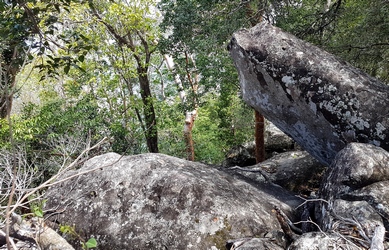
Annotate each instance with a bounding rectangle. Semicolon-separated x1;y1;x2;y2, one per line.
275;0;389;82
0;93;107;176
327;0;389;82
193;106;226;163
60;224;97;249
157;100;187;158
158;0;258;163
192;93;253;164
29;197;47;218
84;238;98;249
59;224;76;235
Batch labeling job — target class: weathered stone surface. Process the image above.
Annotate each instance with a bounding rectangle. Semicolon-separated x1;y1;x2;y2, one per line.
315;143;389;248
44;153;302;250
264;122;296;156
226;235;285;250
227;150;326;195
288;232;361;250
228;22;389;166
319;143;389;199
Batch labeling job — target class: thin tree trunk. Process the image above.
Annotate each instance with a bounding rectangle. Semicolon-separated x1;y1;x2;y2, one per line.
1;48;19;119
254;110;265;162
164;54;198;161
89;5;159;153
184;110;197;161
183;52;199;161
0;75;14;119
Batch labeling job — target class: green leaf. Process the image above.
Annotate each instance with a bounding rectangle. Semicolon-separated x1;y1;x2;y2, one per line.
85;238;97;248
34;209;44;218
54;3;60;12
64;64;70;74
78;55;85;62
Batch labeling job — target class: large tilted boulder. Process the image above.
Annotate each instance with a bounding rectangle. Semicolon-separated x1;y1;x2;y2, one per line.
44;153;303;250
228;22;389;166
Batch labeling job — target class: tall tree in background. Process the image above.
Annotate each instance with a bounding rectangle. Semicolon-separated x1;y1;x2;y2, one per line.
88;0;160;153
0;0;94;119
0;1;32;119
159;0;271;162
164;53;199;161
274;0;389;83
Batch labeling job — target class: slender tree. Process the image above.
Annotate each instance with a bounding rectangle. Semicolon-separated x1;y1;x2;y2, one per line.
0;1;32;119
164;53;199;161
88;0;160;153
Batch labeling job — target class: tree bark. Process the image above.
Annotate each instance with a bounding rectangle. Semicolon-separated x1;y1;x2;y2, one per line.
0;48;19;119
254;110;265;162
138;67;158;153
184;110;196;161
228;22;389;166
164;54;198;161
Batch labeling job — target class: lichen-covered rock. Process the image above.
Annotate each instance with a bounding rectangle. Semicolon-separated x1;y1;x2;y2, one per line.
228;22;389;166
319;143;389;199
315;143;389;248
264;122;296;156
44;153;302;250
226;236;285;250
288;232;361;250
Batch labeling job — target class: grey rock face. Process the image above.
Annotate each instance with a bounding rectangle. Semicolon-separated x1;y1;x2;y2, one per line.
227;151;326;195
44;153;302;250
319;143;389;200
226;236;285;250
316;143;389;248
264;122;296;156
288;232;361;250
228;22;389;166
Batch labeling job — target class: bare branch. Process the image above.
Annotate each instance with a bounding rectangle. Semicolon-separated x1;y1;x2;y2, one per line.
8;137;108;216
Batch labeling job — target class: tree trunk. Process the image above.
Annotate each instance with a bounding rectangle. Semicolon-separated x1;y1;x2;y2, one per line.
184;110;196;161
0;49;19;119
228;22;389;166
0;77;14;119
138;67;158;153
254;110;265;162
164;54;198;161
88;5;159;153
